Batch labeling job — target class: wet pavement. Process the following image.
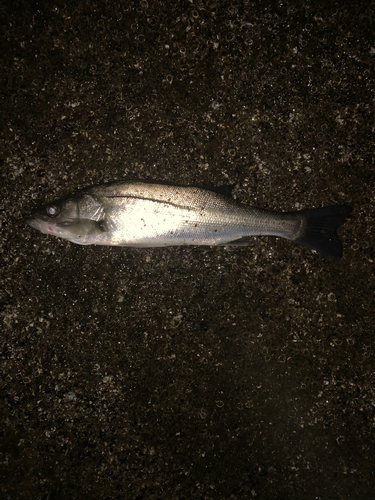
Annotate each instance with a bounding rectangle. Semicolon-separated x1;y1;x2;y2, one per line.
1;1;374;499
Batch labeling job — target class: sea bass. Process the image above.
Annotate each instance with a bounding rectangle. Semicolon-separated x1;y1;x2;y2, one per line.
27;181;351;257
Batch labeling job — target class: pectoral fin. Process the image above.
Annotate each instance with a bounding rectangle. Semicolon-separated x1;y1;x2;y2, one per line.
59;218;111;236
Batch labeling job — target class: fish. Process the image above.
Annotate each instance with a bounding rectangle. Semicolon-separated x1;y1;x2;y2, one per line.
27;180;351;257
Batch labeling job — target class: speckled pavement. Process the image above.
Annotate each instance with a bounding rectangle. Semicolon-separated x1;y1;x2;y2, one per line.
1;2;374;499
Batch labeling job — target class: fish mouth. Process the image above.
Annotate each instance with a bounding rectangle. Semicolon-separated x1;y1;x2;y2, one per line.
26;217;41;230
26;217;56;235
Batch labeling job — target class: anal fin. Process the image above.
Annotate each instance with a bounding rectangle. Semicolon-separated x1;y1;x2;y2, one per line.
217;237;250;247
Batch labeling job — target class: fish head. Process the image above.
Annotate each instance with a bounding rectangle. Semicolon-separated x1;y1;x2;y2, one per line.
27;193;106;243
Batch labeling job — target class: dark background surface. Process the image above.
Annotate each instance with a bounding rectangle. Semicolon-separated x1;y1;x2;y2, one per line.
1;1;374;499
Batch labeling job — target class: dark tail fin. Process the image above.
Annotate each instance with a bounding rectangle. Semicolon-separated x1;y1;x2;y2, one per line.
292;205;352;257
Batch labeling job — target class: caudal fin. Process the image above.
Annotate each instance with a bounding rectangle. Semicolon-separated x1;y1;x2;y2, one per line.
292;205;352;257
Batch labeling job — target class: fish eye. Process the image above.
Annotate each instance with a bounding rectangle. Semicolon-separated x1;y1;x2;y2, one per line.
46;205;59;217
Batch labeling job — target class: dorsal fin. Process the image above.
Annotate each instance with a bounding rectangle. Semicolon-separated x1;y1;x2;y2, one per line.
203;185;234;197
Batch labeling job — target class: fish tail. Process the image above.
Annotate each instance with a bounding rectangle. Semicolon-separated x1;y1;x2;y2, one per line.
292;205;352;257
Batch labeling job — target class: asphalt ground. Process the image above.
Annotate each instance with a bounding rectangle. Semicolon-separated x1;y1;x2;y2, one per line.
1;1;374;499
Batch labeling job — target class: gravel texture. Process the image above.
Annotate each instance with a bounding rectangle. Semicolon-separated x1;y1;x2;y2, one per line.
1;1;374;499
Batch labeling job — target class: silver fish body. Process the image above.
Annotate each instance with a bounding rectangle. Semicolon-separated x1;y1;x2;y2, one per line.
27;181;351;256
